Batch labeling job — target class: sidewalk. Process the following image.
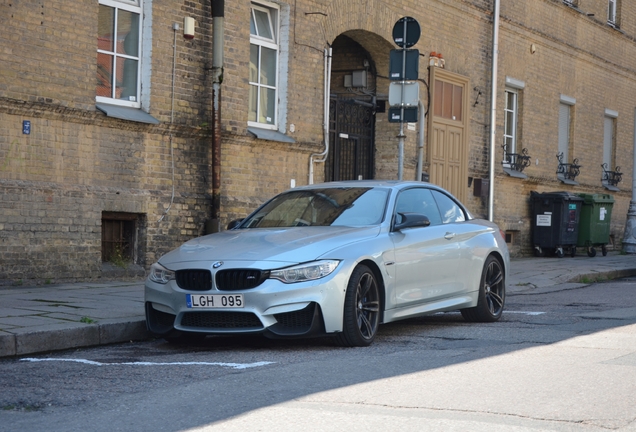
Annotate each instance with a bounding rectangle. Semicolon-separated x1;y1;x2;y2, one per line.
1;252;635;358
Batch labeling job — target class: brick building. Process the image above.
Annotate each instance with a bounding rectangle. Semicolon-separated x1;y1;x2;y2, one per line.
1;0;634;285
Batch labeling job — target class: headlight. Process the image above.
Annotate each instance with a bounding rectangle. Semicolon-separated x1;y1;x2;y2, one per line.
269;260;340;284
148;263;175;284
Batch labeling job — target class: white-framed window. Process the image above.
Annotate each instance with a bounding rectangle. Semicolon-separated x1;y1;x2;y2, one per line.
558;95;576;163
97;0;142;108
249;2;280;129
608;0;618;25
603;109;618;170
503;89;518;160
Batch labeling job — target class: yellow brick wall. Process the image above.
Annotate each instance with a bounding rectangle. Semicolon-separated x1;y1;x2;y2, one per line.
2;0;636;283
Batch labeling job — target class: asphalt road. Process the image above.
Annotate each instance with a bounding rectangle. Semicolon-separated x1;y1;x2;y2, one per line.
1;279;635;432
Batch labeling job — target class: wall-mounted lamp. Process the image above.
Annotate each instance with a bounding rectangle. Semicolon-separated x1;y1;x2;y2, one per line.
184;17;196;39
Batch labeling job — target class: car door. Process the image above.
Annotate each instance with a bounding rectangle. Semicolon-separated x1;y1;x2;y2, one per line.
390;187;460;308
431;189;487;294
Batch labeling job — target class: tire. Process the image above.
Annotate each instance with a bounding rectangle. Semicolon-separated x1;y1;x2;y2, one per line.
570;246;576;257
556;249;565;258
602;245;608;256
461;255;505;322
334;265;380;347
587;247;597;258
534;247;544;257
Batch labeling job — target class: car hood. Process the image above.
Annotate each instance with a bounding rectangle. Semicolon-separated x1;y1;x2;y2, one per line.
158;226;381;267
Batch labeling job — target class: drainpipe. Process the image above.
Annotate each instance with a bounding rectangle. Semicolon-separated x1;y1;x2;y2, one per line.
488;0;501;222
416;100;425;181
208;0;224;234
309;47;332;184
621;107;636;253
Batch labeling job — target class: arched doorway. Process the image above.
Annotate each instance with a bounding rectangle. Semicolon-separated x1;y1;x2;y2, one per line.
325;34;382;181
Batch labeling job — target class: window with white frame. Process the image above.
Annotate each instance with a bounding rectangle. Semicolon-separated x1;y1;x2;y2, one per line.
603;110;617;170
558;96;575;163
503;88;518;166
97;0;142;107
249;2;279;129
608;0;618;25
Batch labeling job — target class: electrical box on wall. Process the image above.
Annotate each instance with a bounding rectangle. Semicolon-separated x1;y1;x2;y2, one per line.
352;70;367;88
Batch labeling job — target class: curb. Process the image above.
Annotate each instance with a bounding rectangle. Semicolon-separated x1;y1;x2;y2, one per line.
0;320;150;358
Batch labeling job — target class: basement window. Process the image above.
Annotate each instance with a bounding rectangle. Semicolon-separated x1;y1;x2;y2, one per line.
102;212;141;264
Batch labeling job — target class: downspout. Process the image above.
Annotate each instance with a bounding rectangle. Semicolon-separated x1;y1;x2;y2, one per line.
209;0;224;233
488;0;501;222
621;107;636;253
416;100;425;181
309;47;332;185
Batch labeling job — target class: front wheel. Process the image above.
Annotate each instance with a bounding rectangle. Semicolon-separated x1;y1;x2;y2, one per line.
334;265;380;347
461;255;505;322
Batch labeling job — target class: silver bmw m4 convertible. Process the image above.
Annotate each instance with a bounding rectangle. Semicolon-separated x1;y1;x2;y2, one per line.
145;180;510;347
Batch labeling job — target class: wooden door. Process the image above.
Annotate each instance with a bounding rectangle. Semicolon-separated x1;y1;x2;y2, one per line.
427;68;469;202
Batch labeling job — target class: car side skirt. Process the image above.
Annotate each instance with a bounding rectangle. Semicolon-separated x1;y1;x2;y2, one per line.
382;294;477;323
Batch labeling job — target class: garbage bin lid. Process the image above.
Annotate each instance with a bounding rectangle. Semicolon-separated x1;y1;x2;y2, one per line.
531;191;583;201
576;193;615;204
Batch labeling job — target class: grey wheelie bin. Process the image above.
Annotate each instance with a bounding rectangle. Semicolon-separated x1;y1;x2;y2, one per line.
530;191;583;258
576;193;614;257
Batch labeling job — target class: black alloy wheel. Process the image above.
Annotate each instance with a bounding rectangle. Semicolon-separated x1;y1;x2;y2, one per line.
461;255;505;322
335;265;380;347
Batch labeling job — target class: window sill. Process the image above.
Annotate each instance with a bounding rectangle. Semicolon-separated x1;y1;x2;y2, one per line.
502;167;527;179
247;127;296;143
602;182;620;192
557;175;579;186
96;104;160;125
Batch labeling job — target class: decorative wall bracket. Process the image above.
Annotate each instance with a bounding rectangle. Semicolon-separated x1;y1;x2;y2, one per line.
556;152;581;183
601;163;622;187
502;144;531;173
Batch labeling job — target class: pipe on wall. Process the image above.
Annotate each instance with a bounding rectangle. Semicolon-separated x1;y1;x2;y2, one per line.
209;0;224;233
309;47;332;185
488;0;501;222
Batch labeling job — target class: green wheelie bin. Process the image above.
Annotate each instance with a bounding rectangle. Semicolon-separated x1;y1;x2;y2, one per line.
576;193;614;257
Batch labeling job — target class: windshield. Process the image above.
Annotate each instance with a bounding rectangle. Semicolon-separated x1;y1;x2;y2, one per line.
241;187;389;228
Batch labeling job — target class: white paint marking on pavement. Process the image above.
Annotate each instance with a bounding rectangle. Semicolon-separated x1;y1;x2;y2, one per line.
505;311;546;316
20;358;274;369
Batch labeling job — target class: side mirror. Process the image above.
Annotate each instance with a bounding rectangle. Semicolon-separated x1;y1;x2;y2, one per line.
226;219;243;230
394;213;431;231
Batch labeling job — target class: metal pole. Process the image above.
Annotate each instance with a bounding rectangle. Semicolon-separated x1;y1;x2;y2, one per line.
621;107;636;253
488;0;501;222
398;19;407;181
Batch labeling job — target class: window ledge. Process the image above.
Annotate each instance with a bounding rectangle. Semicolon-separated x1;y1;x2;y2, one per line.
557;175;579;186
247;127;296;143
96;104;160;124
602;182;620;192
502;167;528;179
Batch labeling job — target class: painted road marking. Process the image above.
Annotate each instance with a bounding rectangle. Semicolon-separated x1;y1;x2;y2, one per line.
505;311;546;316
20;358;274;369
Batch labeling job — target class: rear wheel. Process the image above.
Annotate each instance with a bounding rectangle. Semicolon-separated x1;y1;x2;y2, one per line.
602;245;608;256
461;255;505;322
587;247;597;258
334;265;380;347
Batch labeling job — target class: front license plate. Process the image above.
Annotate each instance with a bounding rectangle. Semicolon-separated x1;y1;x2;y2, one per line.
186;294;244;309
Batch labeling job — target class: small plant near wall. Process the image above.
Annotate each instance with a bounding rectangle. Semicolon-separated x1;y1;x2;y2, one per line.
109;245;129;269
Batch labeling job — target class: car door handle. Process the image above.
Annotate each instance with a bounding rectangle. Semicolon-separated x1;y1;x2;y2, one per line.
444;232;455;240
